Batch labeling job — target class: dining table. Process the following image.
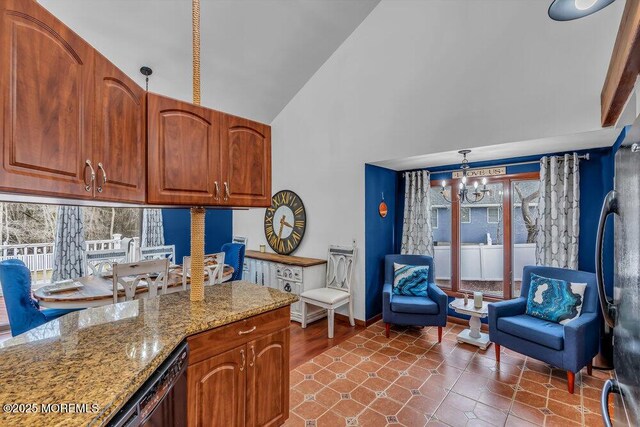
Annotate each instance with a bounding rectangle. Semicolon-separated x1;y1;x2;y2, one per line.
33;264;235;309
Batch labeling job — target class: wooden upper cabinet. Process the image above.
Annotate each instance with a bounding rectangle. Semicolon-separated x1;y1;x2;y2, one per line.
93;53;146;203
246;329;289;427
0;0;93;199
187;346;246;427
220;114;272;207
147;93;220;205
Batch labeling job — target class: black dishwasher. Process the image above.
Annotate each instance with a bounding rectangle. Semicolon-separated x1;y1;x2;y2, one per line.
108;342;188;427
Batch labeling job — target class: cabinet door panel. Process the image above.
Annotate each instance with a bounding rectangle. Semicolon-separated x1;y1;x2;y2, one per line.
246;328;289;427
147;93;219;205
94;54;145;202
220;114;271;207
0;0;92;198
187;346;246;427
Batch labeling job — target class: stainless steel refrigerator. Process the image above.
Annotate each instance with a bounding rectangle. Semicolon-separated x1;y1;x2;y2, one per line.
597;119;640;426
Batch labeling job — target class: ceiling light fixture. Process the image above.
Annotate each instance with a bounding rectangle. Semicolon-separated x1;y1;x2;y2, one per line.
440;150;490;204
548;0;616;21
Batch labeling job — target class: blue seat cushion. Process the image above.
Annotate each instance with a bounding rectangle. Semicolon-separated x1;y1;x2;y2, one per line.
497;314;564;350
41;308;77;322
391;295;439;315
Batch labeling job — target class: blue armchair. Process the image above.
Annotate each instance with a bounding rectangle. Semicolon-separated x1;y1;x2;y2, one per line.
382;254;448;342
489;265;599;394
221;242;245;281
0;259;77;336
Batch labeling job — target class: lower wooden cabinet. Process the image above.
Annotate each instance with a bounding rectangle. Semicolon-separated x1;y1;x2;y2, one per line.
188;346;246;427
246;329;289;427
186;307;290;427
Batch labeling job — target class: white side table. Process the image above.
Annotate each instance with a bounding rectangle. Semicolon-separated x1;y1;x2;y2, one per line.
449;298;491;350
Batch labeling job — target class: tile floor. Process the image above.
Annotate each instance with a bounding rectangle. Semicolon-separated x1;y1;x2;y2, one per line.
285;321;612;427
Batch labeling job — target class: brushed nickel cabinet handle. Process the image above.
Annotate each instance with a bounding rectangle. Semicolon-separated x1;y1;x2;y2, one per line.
97;162;107;193
238;326;256;335
224;182;230;201
214;181;220;200
84;160;95;192
250;345;255;367
240;349;245;371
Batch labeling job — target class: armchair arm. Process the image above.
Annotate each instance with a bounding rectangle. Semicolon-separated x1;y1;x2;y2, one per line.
489;298;527;318
488;298;526;336
427;282;448;311
563;312;599;372
383;282;392;306
382;282;393;321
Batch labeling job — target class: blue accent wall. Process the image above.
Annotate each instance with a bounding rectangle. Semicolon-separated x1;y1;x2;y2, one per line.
162;209;233;262
364;164;399;320
364;130;627;320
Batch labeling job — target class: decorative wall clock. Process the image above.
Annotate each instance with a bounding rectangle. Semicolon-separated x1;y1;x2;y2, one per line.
264;190;306;255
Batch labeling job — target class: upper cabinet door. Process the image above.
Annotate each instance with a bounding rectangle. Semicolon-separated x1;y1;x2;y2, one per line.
147;93;220;205
0;0;93;199
93;54;146;203
220;114;271;207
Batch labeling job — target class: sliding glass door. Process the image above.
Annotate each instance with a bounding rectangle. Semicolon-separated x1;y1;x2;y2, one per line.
459;181;504;298
511;179;540;297
430;172;538;300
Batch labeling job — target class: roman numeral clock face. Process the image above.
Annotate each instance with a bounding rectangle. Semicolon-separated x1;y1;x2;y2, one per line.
264;190;306;255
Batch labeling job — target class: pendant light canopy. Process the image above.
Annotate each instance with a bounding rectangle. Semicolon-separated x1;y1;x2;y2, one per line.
548;0;616;21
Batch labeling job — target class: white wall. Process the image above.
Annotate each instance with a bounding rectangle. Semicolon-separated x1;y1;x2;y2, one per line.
234;0;624;320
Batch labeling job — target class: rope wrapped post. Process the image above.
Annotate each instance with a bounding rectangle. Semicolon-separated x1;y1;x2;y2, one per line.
190;207;205;301
190;0;206;302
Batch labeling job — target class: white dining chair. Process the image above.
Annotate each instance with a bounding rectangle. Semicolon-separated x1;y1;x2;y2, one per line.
182;255;223;289
138;245;176;264
84;248;129;277
112;259;170;303
300;245;357;338
232;236;248;246
205;252;226;284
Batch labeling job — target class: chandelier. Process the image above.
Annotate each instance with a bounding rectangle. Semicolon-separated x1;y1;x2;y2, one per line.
440;150;490;204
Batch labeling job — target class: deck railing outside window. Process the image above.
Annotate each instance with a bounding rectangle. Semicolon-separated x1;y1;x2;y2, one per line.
0;235;140;294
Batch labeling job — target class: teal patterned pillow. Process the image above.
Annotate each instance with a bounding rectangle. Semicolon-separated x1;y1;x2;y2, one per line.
393;263;429;297
525;273;586;324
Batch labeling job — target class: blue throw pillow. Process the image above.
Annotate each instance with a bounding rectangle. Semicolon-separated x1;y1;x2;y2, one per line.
393;263;429;297
526;273;586;324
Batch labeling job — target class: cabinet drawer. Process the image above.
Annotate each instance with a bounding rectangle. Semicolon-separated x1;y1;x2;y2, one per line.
187;306;290;365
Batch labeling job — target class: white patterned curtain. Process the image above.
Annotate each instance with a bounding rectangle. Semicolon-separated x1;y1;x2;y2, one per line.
535;153;580;269
141;209;165;247
52;206;86;281
401;170;434;256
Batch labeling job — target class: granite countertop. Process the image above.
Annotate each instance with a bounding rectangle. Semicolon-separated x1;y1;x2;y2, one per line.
0;282;297;426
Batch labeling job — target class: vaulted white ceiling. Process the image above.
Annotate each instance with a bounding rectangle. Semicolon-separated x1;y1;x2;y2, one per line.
39;0;381;123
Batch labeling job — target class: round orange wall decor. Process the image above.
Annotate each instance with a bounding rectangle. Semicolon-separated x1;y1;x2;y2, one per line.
379;200;388;218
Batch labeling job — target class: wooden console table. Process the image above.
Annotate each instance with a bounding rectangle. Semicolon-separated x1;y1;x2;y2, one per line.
244;250;327;324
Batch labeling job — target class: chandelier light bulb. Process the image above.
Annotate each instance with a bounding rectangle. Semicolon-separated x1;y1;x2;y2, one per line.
461;176;467;184
441;180;446;189
482;177;487;185
474;181;479;189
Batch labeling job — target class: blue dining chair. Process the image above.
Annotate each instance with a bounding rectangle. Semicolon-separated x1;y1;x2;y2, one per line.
0;259;76;336
382;254;448;342
221;242;245;281
488;265;599;394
